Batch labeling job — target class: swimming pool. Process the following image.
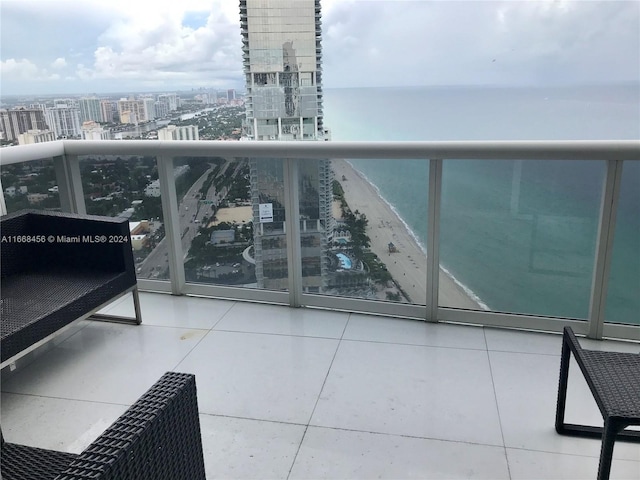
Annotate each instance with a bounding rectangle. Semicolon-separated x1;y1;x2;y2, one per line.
336;253;352;270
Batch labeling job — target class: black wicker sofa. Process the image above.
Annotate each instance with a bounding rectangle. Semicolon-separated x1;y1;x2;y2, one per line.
1;210;142;368
1;371;207;479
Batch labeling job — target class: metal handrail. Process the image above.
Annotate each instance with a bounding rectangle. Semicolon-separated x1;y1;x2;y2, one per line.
1;139;638;165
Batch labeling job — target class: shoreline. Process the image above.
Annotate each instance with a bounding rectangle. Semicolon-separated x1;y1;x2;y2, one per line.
333;158;486;310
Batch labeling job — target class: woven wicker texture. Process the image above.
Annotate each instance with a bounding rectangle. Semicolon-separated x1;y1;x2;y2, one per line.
1;372;206;480
562;326;640;420
1;210;137;363
580;350;640;419
1;443;78;479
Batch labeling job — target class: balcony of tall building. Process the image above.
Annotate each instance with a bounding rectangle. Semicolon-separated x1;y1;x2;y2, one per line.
1;140;638;479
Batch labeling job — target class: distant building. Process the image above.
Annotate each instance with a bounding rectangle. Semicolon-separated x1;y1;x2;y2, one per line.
45;105;82;138
144;166;190;196
242;0;332;292
144;179;161;197
0;107;49;141
227;89;236;102
81;121;110;140
157;125;199;141
154;101;169;118
78;97;102;123
142;98;156;121
4;186;16;197
210;229;236;245
17;129;56;145
117;99;152;124
157;94;178;112
118;100;138;124
100;100;117;123
27;193;49;204
119;110;137;125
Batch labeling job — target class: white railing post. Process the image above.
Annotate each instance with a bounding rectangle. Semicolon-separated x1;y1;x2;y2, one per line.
53;154;85;214
284;157;303;307
0;177;7;216
426;158;443;322
157;155;185;295
588;159;623;339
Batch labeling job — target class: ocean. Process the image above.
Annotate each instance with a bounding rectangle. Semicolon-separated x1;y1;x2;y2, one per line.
323;85;639;325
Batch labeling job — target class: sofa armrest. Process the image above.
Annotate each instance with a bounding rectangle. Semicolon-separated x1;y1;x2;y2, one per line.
58;372;206;480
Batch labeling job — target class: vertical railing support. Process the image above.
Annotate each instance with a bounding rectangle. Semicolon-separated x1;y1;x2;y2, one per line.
158;155;185;295
426;158;443;322
0;177;7;216
588;159;623;339
53;154;86;214
284;157;303;307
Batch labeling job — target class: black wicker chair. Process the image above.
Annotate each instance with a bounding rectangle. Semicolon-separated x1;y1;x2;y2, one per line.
555;326;640;480
1;209;142;368
1;372;206;479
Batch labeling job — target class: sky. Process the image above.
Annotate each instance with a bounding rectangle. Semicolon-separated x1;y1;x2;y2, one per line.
1;0;639;96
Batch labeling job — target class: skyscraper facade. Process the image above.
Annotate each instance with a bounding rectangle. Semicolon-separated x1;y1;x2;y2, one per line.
100;100;117;123
78;97;103;123
44;105;82;138
0;108;49;141
241;0;333;292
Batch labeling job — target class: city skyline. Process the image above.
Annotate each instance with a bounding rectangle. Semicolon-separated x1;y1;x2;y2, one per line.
1;1;638;96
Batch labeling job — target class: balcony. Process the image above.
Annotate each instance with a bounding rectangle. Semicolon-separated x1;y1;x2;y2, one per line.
1;140;639;477
2;291;639;478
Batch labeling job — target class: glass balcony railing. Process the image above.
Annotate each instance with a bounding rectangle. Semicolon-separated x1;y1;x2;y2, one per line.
1;140;638;340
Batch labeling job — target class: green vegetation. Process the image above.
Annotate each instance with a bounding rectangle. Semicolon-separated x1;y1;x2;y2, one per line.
170;106;245;140
174;158;213;201
362;251;392;284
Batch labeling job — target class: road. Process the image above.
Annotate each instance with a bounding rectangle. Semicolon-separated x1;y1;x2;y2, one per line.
137;158;247;279
137;166;215;278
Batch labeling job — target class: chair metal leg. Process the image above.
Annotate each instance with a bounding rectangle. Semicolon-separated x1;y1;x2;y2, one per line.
555;334;571;434
597;419;620;480
132;286;142;325
90;287;142;325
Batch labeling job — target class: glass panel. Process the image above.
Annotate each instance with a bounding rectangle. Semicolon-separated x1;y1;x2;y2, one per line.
79;154;166;280
182;156;287;292
605;161;640;326
307;157;428;304
1;158;61;213
440;159;605;318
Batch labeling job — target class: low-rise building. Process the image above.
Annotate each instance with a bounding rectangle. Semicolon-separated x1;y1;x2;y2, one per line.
27;193;49;204
210;229;236;245
157;125;199;141
17;129;56;145
81;121;110;140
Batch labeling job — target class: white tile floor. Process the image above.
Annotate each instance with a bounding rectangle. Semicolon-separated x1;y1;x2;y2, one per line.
2;292;639;479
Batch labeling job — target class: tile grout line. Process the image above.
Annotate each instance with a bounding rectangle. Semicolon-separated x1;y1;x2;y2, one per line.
169;302;239;372
483;327;513;480
0;391;135;408
285;313;351;480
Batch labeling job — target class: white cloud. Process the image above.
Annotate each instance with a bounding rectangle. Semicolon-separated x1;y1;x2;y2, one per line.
51;57;67;69
1;0;638;94
72;2;242;88
0;58;39;78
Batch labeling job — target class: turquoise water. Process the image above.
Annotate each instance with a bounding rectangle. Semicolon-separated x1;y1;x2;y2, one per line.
336;253;353;270
323;85;639;325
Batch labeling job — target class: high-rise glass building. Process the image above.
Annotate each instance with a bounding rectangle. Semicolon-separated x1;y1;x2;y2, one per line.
78;97;103;123
241;0;333;292
44;105;82;138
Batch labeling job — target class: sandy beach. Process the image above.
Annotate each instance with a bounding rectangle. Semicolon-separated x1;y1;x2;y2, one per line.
211;206;253;226
333;159;483;309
